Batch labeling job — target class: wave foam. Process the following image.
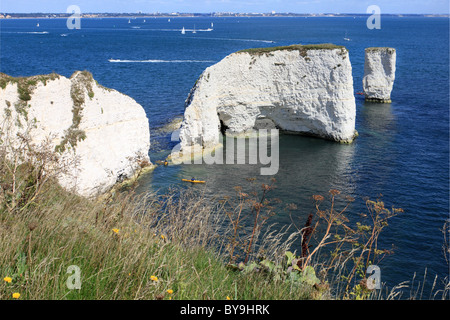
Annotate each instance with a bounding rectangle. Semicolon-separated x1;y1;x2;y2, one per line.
4;31;49;34
184;36;275;43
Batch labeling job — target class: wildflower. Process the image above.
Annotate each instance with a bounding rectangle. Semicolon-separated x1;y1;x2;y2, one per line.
329;189;340;196
312;195;324;202
12;293;20;299
112;228;119;234
167;289;173;294
226;296;231;300
160;234;165;240
150;275;158;282
3;277;12;283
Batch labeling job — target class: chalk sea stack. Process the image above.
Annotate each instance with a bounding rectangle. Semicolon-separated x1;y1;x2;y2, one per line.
0;71;151;197
178;44;357;156
363;47;396;103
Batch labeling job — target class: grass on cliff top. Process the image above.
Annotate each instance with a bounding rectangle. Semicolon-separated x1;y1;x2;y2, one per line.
0;73;61;92
0;180;320;300
238;43;346;56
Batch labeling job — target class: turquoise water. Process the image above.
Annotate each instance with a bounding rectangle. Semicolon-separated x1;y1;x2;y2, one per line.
1;16;449;295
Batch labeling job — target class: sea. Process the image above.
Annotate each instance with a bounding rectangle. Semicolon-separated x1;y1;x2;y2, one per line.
0;16;449;298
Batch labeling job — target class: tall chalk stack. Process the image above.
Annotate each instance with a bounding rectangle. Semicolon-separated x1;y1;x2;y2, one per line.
363;47;396;103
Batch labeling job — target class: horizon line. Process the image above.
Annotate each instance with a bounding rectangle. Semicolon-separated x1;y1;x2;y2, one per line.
1;12;448;15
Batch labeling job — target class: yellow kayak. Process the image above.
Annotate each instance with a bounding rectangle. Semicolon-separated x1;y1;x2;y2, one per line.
182;179;206;184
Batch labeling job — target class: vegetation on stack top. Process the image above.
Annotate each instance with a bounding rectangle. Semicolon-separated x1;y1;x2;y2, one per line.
365;47;396;54
238;43;346;57
0;72;60;91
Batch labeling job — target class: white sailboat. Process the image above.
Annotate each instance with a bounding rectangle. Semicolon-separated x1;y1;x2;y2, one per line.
344;31;350;41
181;27;185;34
192;25;196;34
128;19;131;23
36;22;39;27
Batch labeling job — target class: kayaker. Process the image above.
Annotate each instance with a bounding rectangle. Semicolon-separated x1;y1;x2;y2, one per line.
191;177;195;181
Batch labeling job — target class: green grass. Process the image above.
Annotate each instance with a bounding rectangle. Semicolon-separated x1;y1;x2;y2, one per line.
365;47;396;54
238;43;346;57
0;181;324;300
0;73;60;91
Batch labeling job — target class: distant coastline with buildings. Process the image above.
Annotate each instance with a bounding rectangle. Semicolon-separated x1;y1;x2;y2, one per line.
1;12;448;19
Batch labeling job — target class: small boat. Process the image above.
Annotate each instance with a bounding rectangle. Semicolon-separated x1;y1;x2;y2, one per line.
356;92;365;95
182;179;206;184
192;25;196;34
168;19;171;22
37;22;40;27
128;19;131;23
344;31;350;41
181;27;186;34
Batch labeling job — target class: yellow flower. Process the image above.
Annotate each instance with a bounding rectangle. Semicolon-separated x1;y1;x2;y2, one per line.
3;277;12;283
160;234;165;240
12;293;20;299
226;296;231;300
112;228;119;234
167;289;173;294
150;275;158;282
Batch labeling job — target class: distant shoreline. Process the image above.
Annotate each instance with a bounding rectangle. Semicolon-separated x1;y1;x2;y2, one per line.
1;13;448;19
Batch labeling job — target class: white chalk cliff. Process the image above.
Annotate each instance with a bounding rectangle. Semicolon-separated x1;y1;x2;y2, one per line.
363;47;396;103
0;71;151;197
178;44;357;155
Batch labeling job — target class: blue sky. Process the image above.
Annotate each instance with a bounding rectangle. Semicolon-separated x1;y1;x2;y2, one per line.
1;0;448;14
